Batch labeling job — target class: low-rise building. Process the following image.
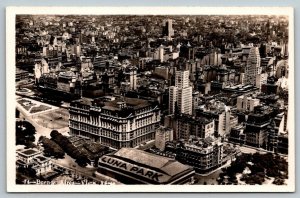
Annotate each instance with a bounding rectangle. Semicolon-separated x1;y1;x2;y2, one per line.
16;148;52;176
97;148;195;184
237;95;260;112
165;136;224;174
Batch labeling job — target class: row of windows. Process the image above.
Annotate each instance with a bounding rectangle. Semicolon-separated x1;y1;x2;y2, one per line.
70;121;156;142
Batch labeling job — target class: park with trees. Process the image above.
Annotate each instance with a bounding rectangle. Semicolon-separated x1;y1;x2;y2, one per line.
218;152;288;185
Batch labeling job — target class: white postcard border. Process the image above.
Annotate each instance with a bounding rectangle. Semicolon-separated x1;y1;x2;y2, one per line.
6;6;295;192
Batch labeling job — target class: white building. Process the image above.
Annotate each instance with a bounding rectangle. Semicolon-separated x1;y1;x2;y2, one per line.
198;100;231;137
16;148;52;176
34;59;49;84
163;19;174;38
237;95;260;112
175;70;190;88
244;47;261;86
169;70;192;115
169;86;177;114
256;72;268;90
177;86;193;115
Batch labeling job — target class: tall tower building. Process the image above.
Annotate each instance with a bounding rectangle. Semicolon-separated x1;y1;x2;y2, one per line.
159;45;164;63
175;70;190;88
169;86;177;114
163;19;174;38
129;68;137;90
123;67;137;91
245;47;262;86
169;70;192;115
177;87;193;115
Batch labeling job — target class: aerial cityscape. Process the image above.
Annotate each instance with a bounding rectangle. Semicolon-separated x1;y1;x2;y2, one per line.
14;14;290;186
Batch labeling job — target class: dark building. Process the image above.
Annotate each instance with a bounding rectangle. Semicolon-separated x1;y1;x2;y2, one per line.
244;106;279;148
277;133;288;154
165;136;224;174
175;114;214;140
16;68;29;82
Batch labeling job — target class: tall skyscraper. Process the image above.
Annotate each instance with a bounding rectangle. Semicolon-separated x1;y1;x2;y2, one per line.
163;19;174;38
169;86;177;114
159;45;164;63
177;86;193;115
175;70;190;88
169;70;192;115
129;68;137;90
244;47;262;86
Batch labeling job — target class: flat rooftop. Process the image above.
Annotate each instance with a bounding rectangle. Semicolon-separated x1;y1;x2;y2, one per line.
20;149;39;156
102;97;150;111
99;148;193;183
74;97;151;111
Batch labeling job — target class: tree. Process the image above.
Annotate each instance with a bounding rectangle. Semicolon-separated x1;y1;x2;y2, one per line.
17;165;37;177
50;130;60;139
39;136;65;158
16;121;36;147
50;130;90;167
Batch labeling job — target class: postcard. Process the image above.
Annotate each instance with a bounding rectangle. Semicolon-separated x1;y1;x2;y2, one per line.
6;6;295;192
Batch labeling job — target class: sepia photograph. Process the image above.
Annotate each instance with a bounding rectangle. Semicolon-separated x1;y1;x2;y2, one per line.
6;7;295;192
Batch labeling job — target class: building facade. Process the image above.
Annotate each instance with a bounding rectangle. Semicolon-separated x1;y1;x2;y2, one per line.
176;114;214;140
162;19;174;38
155;126;174;151
244;47;262;86
165;136;224;174
197;100;231;137
237;95;260;112
69;97;161;149
169;70;192;115
16;148;52;176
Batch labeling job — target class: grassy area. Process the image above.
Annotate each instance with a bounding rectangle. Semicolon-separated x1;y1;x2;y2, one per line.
30;105;52;114
18;99;35;111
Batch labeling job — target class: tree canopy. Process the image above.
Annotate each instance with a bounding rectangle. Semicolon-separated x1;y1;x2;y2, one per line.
16;120;36;148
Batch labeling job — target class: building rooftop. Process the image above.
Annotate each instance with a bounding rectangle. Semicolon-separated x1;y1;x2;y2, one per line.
20;149;39;156
177;114;212;125
16;68;28;74
76;97;93;106
102;97;151;111
113;148;192;179
34;155;48;162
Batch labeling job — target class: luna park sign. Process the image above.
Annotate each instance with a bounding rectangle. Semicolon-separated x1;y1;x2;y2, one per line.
100;156;165;182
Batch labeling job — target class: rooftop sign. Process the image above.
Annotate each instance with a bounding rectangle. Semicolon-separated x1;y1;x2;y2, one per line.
99;156;166;182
